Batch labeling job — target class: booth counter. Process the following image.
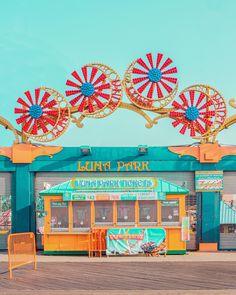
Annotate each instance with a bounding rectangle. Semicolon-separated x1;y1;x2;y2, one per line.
41;177;189;255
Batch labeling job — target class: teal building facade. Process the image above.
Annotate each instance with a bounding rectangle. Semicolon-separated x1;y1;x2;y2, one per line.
0;146;236;250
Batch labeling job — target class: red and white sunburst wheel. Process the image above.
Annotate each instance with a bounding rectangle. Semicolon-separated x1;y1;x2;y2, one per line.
84;63;123;119
169;89;217;137
65;65;113;116
123;52;178;110
183;84;227;140
14;87;70;142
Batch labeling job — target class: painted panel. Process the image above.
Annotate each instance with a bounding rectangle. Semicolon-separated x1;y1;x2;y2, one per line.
201;192;220;243
195;171;223;192
106;228;166;256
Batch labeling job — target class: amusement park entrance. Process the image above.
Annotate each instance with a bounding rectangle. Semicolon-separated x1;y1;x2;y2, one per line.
0;51;236;253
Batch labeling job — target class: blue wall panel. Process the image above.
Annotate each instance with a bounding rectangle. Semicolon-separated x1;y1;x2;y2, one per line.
201;192;220;244
13;165;32;232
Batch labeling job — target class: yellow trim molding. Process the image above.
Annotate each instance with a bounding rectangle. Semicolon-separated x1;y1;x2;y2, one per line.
0;144;62;163
169;142;236;163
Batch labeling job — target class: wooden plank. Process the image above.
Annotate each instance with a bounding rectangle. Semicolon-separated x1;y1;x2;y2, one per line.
0;262;236;290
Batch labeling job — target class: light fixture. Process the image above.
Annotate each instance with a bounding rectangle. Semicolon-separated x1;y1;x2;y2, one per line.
80;146;91;156
138;145;148;155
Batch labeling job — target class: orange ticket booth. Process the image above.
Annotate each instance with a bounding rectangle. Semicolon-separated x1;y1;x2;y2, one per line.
41;177;189;255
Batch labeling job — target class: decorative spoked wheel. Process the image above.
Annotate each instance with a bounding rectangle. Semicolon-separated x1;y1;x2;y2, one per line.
123;52;178;110
169;86;227;139
65;65;114;116
14;87;70;142
183;84;227;140
84;63;123;118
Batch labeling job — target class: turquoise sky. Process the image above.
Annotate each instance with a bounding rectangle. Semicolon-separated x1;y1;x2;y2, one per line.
0;0;236;147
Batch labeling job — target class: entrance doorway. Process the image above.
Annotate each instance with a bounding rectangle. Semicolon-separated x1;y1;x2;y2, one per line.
186;193;197;250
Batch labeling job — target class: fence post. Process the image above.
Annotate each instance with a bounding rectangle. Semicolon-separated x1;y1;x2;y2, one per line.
7;234;12;279
33;234;37;270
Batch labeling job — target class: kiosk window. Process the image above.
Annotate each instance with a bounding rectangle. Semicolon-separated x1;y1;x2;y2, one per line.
73;202;91;231
95;201;113;225
161;200;179;224
139;201;157;224
50;202;68;231
117;201;135;225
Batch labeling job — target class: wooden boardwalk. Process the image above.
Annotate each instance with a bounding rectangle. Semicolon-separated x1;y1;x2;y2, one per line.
1;261;236;291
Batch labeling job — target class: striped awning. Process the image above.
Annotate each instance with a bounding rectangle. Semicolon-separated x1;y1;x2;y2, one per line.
220;201;236;224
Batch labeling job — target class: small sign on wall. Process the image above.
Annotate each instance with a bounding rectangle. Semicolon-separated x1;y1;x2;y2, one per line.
195;171;223;192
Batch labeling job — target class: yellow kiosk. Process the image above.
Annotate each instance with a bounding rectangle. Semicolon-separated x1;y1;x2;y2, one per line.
41;177;189;255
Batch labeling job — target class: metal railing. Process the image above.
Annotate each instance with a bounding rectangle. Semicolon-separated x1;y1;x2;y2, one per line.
8;232;37;279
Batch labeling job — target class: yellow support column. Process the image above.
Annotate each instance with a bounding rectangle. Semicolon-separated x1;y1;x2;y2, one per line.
113;201;117;226
135;200;139;226
69;201;73;232
157;201;162;225
91;201;95;228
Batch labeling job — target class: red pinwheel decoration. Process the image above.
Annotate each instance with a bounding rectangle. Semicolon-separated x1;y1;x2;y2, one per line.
14;88;59;136
65;66;112;115
169;90;216;137
131;53;178;100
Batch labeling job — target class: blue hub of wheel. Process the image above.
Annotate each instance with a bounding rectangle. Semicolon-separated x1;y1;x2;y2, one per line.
148;68;162;82
185;106;199;121
80;82;95;97
29;104;43;119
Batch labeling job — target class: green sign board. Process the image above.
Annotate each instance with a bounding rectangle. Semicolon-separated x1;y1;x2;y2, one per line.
161;200;179;206
106;228;166;256
71;177;158;191
51;202;68;208
195;171;223;191
63;191;166;201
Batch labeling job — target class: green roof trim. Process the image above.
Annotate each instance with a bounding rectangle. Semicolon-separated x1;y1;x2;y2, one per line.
39;177;189;196
220;201;236;224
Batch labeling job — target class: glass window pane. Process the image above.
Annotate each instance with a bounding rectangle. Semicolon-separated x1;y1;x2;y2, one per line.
161;200;179;224
117;201;135;225
139;201;157;224
73;202;91;231
0;195;11;231
186;194;197;233
95;201;113;225
50;202;68;231
221;193;236;208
